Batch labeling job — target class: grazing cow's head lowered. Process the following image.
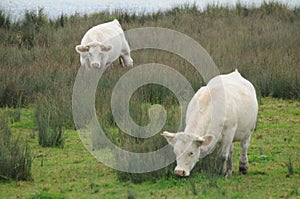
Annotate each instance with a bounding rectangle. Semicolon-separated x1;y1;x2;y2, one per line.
162;131;214;177
75;41;112;68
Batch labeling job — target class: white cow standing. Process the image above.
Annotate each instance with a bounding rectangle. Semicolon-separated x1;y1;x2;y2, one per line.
75;19;133;69
163;70;258;177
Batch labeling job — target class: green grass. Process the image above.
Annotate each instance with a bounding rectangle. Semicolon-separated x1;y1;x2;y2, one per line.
0;3;299;198
0;97;299;198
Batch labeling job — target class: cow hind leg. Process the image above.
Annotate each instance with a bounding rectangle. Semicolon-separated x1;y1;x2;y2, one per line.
219;127;236;177
239;135;251;174
226;143;234;176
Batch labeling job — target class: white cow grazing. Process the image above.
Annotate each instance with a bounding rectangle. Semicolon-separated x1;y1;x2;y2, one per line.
163;70;258;177
75;19;133;69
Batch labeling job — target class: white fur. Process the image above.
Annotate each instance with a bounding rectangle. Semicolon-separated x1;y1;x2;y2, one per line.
75;19;133;69
163;69;258;177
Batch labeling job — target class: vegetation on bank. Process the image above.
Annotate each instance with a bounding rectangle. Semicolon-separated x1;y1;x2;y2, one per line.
0;2;299;198
0;2;299;108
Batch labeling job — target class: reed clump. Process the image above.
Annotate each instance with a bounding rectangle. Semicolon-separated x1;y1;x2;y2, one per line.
0;113;32;181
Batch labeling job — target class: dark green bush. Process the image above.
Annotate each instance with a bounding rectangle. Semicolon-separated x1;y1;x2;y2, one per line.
0;10;10;29
0;81;23;108
20;9;48;49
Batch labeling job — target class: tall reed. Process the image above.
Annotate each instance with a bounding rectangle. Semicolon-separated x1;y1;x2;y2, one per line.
0;113;32;181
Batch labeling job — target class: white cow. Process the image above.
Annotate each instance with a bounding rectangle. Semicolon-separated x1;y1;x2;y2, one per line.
163;70;258;177
75;19;133;69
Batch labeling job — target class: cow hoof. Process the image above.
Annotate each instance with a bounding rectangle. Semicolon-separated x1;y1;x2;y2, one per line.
239;161;248;174
126;63;133;68
239;166;248;174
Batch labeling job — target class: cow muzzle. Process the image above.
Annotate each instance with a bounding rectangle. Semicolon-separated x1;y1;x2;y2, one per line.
175;169;189;177
91;63;100;68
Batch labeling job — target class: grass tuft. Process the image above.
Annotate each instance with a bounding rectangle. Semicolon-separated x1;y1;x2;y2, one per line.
287;157;294;176
34;94;64;148
0;112;32;181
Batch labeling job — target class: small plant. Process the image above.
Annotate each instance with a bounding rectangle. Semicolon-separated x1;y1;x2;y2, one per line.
7;107;21;123
287;157;294;176
188;177;198;195
0;112;32;181
27;191;67;199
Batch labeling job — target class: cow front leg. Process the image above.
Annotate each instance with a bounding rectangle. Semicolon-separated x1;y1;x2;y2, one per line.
121;47;133;68
239;135;251;174
220;143;234;178
121;54;133;68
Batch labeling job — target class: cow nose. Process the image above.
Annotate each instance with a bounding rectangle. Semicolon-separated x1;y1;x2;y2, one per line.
175;170;185;176
92;63;100;68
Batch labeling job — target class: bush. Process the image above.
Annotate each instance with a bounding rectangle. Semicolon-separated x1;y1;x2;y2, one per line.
0;113;32;181
0;80;23;108
0;10;10;29
20;9;48;49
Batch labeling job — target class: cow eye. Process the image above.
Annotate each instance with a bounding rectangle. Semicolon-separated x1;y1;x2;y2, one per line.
188;152;193;156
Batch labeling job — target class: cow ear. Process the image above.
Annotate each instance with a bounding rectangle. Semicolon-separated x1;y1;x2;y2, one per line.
202;134;214;146
197;134;215;158
100;44;112;52
76;45;89;54
194;134;214;147
162;131;176;146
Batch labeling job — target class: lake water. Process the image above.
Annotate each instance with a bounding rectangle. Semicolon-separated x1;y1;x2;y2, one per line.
1;0;299;21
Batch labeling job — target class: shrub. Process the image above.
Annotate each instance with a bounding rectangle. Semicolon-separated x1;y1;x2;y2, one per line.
20;9;48;49
0;113;32;181
0;10;10;29
0;81;23;108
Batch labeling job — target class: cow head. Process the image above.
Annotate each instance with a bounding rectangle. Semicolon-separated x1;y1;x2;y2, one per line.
75;41;112;68
162;131;214;177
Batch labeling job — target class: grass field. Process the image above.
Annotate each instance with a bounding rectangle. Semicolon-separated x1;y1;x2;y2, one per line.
0;97;299;199
0;2;300;199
